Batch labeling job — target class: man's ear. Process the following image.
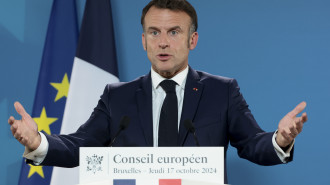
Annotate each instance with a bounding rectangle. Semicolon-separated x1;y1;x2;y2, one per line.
189;32;199;50
142;33;147;51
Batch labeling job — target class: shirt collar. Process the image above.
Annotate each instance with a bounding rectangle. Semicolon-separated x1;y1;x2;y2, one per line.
151;66;189;90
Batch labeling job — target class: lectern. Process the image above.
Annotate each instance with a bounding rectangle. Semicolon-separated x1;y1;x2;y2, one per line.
78;147;226;185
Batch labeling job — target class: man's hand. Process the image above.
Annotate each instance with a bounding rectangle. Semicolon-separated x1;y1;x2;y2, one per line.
8;102;40;151
276;101;308;148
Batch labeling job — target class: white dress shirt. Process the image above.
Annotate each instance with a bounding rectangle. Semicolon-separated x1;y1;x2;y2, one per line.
24;65;293;164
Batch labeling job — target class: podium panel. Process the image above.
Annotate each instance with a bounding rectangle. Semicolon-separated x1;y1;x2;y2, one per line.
79;147;225;185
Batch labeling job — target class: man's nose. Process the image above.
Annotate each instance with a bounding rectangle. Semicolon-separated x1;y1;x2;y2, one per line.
159;34;169;49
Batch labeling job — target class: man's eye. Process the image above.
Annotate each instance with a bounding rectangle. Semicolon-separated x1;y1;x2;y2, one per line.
151;31;159;35
170;30;178;35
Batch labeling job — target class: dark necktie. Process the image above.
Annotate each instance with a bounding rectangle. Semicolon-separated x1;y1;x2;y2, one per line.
158;80;178;146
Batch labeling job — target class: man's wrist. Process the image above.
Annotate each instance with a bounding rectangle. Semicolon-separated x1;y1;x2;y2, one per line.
23;132;48;165
272;130;294;163
28;132;41;152
275;132;292;148
280;142;293;152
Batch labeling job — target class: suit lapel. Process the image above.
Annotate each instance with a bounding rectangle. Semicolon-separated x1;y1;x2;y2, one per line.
136;73;153;146
178;67;204;145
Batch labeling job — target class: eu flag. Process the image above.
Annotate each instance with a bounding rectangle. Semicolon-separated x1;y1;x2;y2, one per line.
17;0;78;184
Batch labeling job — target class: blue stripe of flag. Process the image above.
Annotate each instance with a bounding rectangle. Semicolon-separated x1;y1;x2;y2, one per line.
76;0;118;77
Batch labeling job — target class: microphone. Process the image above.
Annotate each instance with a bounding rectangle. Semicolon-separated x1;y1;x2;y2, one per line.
109;116;130;146
184;119;200;146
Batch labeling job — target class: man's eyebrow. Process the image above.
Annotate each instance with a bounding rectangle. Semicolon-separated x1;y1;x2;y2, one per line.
146;26;183;31
147;26;160;31
168;26;182;31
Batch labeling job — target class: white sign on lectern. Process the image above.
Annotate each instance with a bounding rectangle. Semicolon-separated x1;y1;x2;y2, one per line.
79;147;224;185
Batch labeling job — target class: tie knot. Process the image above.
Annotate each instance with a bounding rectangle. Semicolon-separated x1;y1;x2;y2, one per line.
160;80;177;93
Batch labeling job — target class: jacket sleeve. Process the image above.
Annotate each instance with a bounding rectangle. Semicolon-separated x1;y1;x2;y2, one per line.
227;79;292;165
39;85;112;167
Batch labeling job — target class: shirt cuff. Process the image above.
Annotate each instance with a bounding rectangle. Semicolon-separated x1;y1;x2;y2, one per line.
23;132;49;165
272;130;294;163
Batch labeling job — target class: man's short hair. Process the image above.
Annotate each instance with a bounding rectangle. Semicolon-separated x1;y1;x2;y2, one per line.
141;0;198;34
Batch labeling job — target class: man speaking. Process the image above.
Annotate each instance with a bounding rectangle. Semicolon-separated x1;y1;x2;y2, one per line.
8;0;308;183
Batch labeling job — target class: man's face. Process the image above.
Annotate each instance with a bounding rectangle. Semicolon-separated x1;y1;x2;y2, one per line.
142;6;198;78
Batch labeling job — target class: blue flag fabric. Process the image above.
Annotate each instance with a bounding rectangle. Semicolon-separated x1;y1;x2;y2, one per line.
76;0;118;76
17;0;78;184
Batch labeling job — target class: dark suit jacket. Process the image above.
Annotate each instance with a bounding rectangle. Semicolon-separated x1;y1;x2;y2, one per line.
39;66;291;182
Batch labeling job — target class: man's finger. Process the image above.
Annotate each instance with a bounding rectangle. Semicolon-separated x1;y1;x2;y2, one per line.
289;126;298;136
295;120;303;133
288;101;307;118
11;122;18;130
8;116;15;125
14;102;30;119
10;124;16;134
13;131;21;140
302;112;308;123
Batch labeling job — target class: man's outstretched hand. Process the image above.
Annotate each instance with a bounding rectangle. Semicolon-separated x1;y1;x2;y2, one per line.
8;102;40;152
276;101;308;148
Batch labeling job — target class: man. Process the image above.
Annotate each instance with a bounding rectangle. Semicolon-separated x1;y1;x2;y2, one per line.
8;0;307;183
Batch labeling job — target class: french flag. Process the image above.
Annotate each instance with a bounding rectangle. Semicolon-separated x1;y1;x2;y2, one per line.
50;0;119;185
